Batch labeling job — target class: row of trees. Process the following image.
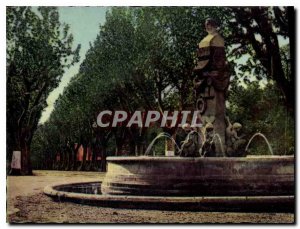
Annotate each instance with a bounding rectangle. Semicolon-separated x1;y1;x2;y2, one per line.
7;6;294;173
7;7;80;174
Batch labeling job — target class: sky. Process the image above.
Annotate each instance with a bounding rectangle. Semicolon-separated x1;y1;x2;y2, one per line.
39;6;109;123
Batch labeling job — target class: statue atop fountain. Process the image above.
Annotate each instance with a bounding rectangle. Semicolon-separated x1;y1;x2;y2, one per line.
193;18;230;156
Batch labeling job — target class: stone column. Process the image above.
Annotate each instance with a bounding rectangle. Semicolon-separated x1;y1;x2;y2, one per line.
193;18;229;157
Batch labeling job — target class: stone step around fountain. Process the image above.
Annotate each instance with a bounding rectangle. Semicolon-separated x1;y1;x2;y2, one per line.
101;156;294;196
44;182;294;212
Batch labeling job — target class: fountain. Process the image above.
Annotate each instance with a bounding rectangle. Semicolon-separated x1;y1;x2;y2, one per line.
44;18;294;212
211;133;225;157
245;132;274;155
145;132;181;156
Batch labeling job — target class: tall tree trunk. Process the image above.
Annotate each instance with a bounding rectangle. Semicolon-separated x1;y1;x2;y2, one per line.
72;143;81;170
101;146;107;172
20;143;32;175
100;132;111;172
90;147;97;171
64;147;71;171
93;138;101;170
20;128;32;175
60;149;66;170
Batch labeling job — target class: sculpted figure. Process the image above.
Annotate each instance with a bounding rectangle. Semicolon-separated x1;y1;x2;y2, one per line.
179;123;201;157
225;117;246;156
194;18;230;113
201;122;216;157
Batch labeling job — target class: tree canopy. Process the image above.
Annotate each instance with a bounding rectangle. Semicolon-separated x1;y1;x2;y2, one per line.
11;6;294;171
7;6;80;174
225;7;294;114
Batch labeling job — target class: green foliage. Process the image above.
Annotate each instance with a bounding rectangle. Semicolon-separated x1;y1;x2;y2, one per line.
7;6;80;173
30;6;294;170
227;81;294;155
225;7;294;113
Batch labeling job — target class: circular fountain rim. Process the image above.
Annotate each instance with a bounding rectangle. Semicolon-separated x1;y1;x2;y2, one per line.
106;155;294;162
44;181;294;212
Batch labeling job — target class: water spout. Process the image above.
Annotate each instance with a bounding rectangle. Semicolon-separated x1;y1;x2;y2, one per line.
212;133;225;157
245;132;274;155
145;132;180;156
195;131;206;156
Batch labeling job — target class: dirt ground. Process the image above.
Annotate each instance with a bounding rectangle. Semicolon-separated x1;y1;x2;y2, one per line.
7;170;295;224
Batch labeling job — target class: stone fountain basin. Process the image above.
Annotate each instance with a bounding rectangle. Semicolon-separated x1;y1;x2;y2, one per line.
44;181;294;212
43;155;294;212
101;155;294;197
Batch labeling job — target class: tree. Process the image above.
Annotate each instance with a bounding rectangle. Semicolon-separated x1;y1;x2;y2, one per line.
7;7;80;174
31;6;294;170
227;80;294;155
225;7;294;115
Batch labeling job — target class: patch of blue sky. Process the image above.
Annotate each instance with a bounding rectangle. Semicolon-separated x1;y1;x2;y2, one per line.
39;6;109;123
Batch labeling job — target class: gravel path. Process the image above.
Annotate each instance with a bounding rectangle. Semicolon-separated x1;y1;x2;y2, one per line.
7;170;294;224
8;193;294;223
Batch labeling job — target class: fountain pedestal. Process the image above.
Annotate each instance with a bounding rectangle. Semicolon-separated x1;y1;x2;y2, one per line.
193;19;230;156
